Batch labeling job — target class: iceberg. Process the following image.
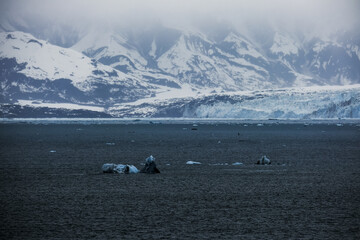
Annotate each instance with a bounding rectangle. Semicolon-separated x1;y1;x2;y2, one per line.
186;161;202;165
102;163;139;174
140;155;160;174
257;155;271;165
232;162;243;166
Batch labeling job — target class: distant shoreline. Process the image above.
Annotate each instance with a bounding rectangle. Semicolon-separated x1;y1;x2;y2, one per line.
1;117;360;125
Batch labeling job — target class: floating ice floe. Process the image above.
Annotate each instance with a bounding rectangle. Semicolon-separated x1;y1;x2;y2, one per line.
209;163;228;166
105;142;115;146
232;162;243;166
257;123;264;127
257;155;271;165
102;163;139;174
49;150;56;153
140;155;160;173
186;161;202;165
336;123;343;127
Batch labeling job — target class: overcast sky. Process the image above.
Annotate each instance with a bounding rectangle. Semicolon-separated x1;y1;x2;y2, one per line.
1;0;359;36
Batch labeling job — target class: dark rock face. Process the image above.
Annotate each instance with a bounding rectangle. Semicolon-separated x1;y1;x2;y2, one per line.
256;155;271;165
140;161;160;174
140;155;160;174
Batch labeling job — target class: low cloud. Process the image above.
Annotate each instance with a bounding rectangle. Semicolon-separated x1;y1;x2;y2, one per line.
1;0;359;36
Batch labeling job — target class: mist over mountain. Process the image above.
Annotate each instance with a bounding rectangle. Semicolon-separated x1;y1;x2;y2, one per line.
0;0;359;118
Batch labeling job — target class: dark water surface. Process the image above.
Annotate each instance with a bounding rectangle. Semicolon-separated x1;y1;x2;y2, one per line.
0;123;359;239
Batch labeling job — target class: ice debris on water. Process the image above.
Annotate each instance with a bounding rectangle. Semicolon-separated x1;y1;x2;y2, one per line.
140;155;160;174
257;155;271;165
102;163;139;174
186;161;202;165
232;162;243;166
49;150;56;153
209;163;228;166
105;142;115;146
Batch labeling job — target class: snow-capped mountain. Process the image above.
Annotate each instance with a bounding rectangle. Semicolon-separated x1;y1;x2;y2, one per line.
70;25;360;91
0;23;360;118
0;31;157;106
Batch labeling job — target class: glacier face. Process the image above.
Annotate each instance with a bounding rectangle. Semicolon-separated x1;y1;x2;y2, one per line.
108;85;360;119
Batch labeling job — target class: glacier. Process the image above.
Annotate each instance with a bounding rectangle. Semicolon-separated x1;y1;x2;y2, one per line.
109;85;360;119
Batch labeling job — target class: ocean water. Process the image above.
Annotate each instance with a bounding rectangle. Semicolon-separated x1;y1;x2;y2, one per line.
0;122;359;239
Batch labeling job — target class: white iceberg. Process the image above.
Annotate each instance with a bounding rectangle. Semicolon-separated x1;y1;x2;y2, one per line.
186;161;202;165
232;162;243;166
102;163;139;174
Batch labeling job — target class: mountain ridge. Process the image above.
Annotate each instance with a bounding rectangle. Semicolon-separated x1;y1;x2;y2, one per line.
0;26;359;118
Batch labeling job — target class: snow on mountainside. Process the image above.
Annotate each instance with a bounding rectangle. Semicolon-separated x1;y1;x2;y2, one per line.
71;26;360;91
270;32;300;56
72;30;148;71
71;29;182;90
0;31;137;87
0;31;158;105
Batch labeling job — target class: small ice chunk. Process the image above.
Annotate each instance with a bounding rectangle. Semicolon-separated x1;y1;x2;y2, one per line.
186;161;202;165
232;162;243;166
105;142;115;145
49;150;56;153
336;123;343;127
257;123;264;127
146;155;155;163
114;164;139;174
102;163;116;173
257;155;271;165
129;165;139;173
102;163;139;174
